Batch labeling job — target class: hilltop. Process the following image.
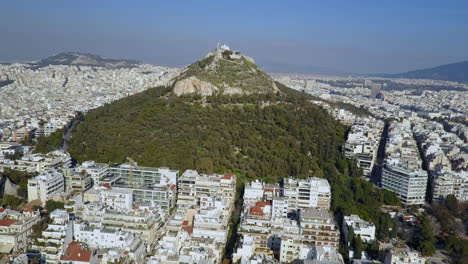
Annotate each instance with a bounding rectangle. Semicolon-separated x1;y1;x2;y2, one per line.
170;44;278;96
377;60;468;84
31;52;142;69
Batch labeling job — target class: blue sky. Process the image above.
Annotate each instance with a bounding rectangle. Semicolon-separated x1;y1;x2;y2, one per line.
1;0;467;73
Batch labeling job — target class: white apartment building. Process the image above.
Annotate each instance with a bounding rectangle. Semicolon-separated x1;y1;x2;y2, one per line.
283;177;331;210
243;180;267;205
27;169;65;205
12;150;71;173
301;245;345;264
62;168;92;193
233;234;279;264
75;160;109;185
98;186;133;210
31;209;73;264
110;163;178;188
280;236;303;263
73;221;139;250
119;184;176;210
0;209;41;254
272;197;289;219
192;196;232;242
432;171;468;201
343;215;376;243
300;208;340;248
243;180;281;206
345;120;383;176
110;163;178;209
79;203;165;250
384;246;426;264
381;164;428;205
177;170;237;208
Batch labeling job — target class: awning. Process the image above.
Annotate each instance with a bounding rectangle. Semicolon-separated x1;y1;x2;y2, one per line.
0;244;14;253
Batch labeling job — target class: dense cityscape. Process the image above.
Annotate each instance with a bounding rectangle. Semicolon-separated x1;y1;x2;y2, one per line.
0;50;466;264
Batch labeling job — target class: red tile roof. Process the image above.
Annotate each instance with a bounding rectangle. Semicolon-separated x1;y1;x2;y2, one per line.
249;206;264;216
248;201;271;216
0;219;16;226
182;225;193;234
256;201;271;207
181;220;193;234
101;184;111;189
221;174;235;180
0;208;6;213
60;242;92;262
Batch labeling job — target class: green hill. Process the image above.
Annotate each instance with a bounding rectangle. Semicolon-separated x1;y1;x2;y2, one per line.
69;85;341;180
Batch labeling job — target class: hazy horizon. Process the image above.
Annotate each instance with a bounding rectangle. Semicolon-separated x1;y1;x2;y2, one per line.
1;1;467;74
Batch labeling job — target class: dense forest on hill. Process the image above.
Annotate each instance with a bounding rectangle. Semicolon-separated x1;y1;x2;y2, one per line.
66;84;400;253
69;85;344;181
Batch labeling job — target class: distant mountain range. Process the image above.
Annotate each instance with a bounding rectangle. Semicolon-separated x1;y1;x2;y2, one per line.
376;60;468;84
30;52;142;69
5;52;467;84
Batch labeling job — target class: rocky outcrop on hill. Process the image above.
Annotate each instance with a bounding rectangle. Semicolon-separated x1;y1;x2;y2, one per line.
0;175;18;197
170;44;278;96
173;76;219;96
